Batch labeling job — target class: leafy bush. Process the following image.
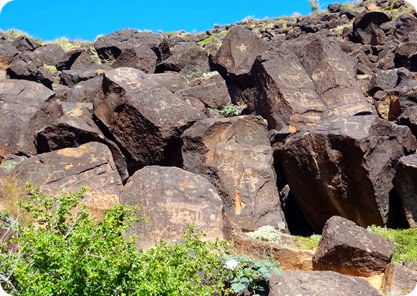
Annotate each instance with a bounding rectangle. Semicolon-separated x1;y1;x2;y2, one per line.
246;226;281;244
0;185;282;295
292;234;321;250
225;256;281;295
368;226;417;263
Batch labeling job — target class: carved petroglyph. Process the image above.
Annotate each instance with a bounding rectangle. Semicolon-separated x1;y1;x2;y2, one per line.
279;73;311;88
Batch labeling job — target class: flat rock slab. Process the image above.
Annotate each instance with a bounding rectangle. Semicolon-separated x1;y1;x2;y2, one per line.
14;142;122;217
394;155;417;227
269;270;381;296
182;115;287;232
282;115;416;231
0;79;55;157
121;166;224;250
313;216;393;277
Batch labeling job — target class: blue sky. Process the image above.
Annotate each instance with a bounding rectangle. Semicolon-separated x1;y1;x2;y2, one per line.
0;0;352;41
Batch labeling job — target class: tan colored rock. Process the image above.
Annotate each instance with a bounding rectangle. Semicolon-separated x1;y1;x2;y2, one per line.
233;234;314;271
382;263;417;295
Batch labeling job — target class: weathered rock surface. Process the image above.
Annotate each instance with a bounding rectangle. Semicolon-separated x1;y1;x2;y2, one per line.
176;72;231;108
111;45;158;73
182;115;287;231
94;29;170;63
0;80;56;157
14;142;122;217
313;216;394;276
212;26;270;89
382;263;417;295
56;48;95;71
121;166;224;250
394;155;417;227
268;270;381;296
351;11;391;45
36;103;128;180
94;67;205;171
282;115;416;232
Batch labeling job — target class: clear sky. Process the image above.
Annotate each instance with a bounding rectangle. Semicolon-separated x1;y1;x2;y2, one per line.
0;0;352;41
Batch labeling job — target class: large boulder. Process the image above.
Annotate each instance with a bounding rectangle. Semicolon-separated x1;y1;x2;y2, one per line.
0;80;57;158
176;72;231;108
313;216;394;276
121;166;224;250
393;154;417;227
211;26;270;89
14;142;122;217
56;48;96;71
94;67;205;171
67;76;104;104
182;115;287;232
11;36;41;52
253;50;325;130
36;103;129;181
94;29;170;64
156;42;209;76
382;263;417;295
282;115;417;232
111;45;158;73
0;44;18;70
351;11;391;45
254;35;372;130
268;270;381;296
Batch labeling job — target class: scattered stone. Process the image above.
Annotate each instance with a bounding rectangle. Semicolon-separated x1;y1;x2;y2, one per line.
382;263;417;295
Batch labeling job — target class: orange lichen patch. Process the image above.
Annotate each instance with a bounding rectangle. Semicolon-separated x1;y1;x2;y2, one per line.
235;189;242;215
57;144;91;157
288;125;298;133
66;107;84;117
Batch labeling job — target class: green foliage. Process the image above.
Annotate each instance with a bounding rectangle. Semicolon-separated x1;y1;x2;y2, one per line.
246;226;281;244
43;64;58;73
225;256;281;295
214;104;242;117
309;0;320;13
368;226;417;263
0;185;282;295
292;234;321;250
197;30;229;47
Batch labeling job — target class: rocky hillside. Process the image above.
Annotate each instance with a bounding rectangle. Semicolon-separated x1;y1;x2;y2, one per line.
2;0;417;294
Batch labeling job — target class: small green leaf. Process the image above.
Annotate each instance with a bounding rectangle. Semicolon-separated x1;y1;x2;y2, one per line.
231;282;246;293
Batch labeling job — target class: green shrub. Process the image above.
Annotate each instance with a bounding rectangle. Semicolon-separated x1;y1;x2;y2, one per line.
0;184;281;295
292;234;321;250
368;226;417;263
214;104;242;117
309;0;320;13
247;225;281;244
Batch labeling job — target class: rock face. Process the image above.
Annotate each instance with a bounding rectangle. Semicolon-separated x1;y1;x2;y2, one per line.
36;103;128;180
121;166;224;250
0;80;55;158
212;26;270;89
394;155;417;227
313;216;394;276
14;142;122;217
94;67;205;172
382;263;417;295
253;35;372;130
282;115;416;231
182;115;287;231
268;270;381;296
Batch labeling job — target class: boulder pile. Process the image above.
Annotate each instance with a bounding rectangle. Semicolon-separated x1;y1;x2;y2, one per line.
2;0;417;294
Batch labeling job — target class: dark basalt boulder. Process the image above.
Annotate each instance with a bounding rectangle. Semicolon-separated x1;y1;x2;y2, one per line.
313;216;394;276
111;45;158;73
182;115;287;232
282;115;416;232
56;48;96;71
121;166;224;250
94;29;170;63
211;26;270;90
351;11;391;45
12;35;41;52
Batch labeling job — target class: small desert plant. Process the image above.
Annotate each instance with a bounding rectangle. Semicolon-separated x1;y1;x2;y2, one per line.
247;226;282;244
292;234;321;250
309;0;320;13
214;104;242;117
